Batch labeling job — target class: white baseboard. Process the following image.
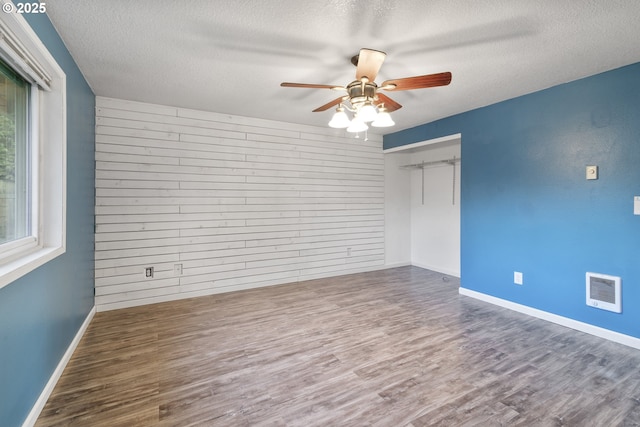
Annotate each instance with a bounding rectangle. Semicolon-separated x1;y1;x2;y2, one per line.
384;261;412;269
98;264;412;312
22;306;96;427
459;287;640;350
411;261;460;278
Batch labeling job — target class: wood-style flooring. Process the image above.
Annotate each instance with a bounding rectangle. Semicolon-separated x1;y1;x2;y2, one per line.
36;266;640;426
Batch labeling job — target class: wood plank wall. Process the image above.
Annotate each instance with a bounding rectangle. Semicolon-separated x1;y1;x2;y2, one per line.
94;97;385;311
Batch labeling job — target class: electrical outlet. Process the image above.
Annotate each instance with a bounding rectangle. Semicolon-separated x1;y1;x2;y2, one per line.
145;267;154;278
514;271;523;285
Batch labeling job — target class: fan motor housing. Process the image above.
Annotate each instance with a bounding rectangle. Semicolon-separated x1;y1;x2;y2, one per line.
347;80;377;107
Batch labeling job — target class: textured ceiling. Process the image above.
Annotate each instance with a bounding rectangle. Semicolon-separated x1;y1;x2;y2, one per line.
45;0;640;134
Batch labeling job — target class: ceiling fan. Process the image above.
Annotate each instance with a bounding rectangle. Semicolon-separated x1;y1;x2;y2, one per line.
281;48;452;132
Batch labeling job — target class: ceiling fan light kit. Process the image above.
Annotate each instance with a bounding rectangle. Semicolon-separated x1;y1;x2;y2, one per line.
327;105;351;129
357;101;378;122
329;101;395;131
281;48;451;136
346;114;368;133
371;106;395;128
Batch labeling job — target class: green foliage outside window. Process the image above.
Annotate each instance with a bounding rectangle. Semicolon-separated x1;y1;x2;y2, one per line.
0;59;29;244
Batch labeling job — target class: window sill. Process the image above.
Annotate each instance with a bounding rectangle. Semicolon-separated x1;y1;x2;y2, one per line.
0;246;65;289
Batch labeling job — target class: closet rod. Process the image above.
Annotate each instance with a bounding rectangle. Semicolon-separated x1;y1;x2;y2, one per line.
399;156;461;169
402;156;460;206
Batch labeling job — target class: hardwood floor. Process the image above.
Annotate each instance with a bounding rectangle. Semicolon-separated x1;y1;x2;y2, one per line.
36;266;640;426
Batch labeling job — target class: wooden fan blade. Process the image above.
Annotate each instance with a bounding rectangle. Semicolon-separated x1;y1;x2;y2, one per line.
281;82;344;90
382;72;452;91
376;93;402;112
355;48;386;81
312;97;345;112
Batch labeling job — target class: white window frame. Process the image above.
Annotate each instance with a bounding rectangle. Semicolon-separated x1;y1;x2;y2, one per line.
0;4;66;289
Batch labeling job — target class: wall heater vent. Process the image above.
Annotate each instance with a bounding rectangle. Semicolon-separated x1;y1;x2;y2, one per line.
586;272;621;313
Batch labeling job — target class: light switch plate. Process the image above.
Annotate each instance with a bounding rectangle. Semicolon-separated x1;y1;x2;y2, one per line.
514;271;523;285
586;165;598;180
634;196;640;215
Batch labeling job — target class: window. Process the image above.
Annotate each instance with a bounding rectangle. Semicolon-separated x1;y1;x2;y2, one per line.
0;11;66;288
0;59;32;248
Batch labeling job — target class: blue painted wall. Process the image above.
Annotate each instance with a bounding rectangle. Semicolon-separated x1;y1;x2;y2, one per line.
385;63;640;339
0;7;95;427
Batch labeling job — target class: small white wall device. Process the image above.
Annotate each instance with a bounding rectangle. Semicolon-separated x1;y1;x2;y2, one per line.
586;272;621;313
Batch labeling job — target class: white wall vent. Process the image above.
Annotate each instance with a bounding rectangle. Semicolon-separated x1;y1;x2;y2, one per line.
586;272;621;313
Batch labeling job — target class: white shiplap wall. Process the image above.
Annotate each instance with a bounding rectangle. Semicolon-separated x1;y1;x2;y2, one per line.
95;97;385;311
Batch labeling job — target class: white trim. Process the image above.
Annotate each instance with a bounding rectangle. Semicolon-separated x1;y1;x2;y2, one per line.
411;261;460;278
459;287;640;350
0;11;52;89
21;306;96;427
383;133;462;153
0;236;37;260
0;246;64;285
